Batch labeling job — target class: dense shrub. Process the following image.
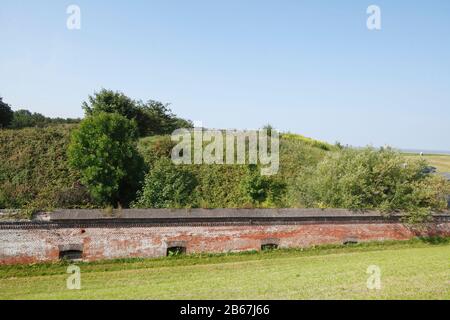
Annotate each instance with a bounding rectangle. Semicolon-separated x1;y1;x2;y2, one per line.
0;125;93;212
303;148;449;221
132;158;197;208
138;135;176;166
191;165;254;208
68;113;145;206
240;165;285;206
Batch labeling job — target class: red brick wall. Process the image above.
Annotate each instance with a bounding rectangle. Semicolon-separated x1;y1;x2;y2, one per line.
1;221;449;265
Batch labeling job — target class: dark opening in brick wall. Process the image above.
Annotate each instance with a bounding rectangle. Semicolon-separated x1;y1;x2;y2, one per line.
59;250;83;261
167;246;186;256
261;238;280;251
343;237;359;245
261;243;279;251
58;244;83;261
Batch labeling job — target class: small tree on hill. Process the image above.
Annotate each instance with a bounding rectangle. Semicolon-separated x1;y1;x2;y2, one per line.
68;112;145;206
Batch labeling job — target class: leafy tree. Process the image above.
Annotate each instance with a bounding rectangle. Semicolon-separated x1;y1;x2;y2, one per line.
82;89;138;119
136;100;193;136
132;158;197;208
68;113;145;206
82;89;192;136
0;97;13;128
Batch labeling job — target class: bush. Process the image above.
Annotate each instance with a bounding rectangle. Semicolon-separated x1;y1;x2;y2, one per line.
138;135;176;166
240;165;285;206
68;113;145;206
303;147;450;221
132;158;197;208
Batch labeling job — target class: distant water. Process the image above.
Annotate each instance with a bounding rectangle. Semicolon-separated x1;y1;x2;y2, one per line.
400;149;450;155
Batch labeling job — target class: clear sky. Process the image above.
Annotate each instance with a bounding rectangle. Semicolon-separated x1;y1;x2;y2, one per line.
1;0;449;150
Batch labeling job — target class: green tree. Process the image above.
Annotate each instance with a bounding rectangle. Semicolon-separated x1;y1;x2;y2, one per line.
82;89;138;120
82;89;192;137
0;97;13;128
136;100;193;136
68;113;145;206
132;158;197;208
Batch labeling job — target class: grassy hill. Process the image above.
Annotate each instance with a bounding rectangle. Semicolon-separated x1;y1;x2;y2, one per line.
0;126;335;211
137;133;335;208
0;125;93;212
1;126;447;216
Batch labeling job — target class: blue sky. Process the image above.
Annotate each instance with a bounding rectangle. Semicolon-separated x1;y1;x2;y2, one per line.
1;1;449;150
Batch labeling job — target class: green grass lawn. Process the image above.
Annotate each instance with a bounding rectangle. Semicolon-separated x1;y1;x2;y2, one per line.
403;153;450;172
0;239;449;300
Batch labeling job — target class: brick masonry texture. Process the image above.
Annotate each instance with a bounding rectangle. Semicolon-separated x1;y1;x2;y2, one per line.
0;209;449;265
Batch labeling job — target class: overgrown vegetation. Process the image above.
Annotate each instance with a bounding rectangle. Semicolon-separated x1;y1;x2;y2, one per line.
0;91;448;221
0;125;93;212
298;148;450;222
132;158;197;208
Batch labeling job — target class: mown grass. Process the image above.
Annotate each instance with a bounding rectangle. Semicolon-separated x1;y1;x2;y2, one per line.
403;153;450;172
1;238;449;300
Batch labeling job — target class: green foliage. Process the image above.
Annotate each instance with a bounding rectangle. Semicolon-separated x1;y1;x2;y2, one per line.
303;147;450;221
82;89;138;120
1;119;448;220
191;165;254;208
138;135;176;166
132;158;197;208
9;109;80;129
0;125;93;212
136;100;193;136
68;113;145;206
135;133;334;209
82;89;192;137
240;165;285;206
276;135;331;207
0;97;13;128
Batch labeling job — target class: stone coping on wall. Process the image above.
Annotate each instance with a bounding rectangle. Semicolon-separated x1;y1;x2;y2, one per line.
50;208;395;220
0;209;449;229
